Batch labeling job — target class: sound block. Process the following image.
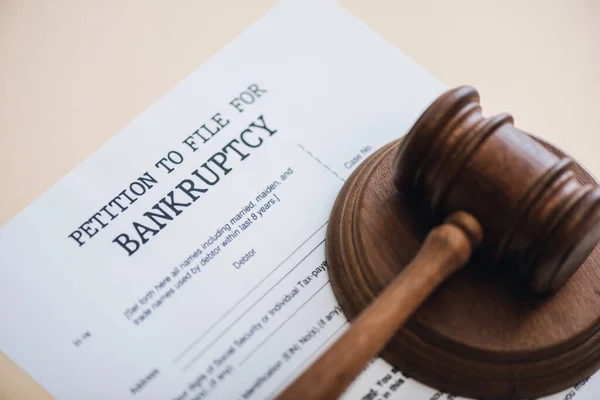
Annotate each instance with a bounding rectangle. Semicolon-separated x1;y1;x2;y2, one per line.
326;138;600;399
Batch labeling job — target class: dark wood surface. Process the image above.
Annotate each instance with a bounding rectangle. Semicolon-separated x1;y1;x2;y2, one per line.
327;138;600;399
278;86;600;400
393;86;600;294
277;209;482;400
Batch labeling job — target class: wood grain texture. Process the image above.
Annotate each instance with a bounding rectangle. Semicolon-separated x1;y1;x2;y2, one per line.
276;212;481;400
393;86;600;294
327;138;600;399
278;86;600;399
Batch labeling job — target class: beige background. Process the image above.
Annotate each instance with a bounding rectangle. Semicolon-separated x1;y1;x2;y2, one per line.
1;1;599;398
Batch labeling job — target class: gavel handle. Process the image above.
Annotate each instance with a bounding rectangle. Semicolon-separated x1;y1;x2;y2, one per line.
276;212;482;400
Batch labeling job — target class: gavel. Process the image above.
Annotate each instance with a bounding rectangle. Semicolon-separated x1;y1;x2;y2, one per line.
277;86;600;399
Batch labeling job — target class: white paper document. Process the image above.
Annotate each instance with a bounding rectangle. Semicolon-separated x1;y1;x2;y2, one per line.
1;1;598;399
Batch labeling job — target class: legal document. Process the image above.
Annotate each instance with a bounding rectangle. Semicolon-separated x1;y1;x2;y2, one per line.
1;0;598;399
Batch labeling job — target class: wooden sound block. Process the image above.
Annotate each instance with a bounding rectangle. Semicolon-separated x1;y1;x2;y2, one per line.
326;137;600;399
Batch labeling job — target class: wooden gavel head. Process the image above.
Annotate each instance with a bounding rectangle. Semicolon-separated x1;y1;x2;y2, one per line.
394;86;600;293
279;86;600;400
